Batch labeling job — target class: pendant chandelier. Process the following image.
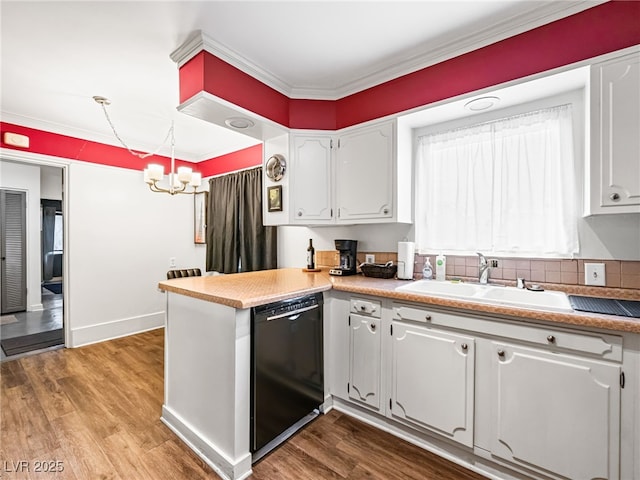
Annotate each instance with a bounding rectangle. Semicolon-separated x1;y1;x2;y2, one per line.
94;96;204;195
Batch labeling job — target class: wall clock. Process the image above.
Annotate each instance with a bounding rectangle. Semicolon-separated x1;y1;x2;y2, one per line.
265;154;286;182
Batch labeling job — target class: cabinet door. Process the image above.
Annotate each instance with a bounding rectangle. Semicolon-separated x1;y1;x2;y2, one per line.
591;52;640;213
336;122;394;222
348;314;382;411
490;342;620;480
291;135;333;223
390;322;475;447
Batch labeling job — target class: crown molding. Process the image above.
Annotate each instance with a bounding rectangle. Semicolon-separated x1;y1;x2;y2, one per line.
170;30;294;96
170;1;605;101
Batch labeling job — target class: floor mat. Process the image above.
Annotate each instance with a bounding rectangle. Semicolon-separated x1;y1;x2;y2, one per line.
0;315;18;325
1;329;63;356
44;283;63;294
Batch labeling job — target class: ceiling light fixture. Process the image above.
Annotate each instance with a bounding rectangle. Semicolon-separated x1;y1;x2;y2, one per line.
93;95;204;195
224;117;255;129
464;96;500;111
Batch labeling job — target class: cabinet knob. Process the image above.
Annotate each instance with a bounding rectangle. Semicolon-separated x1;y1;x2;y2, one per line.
461;343;468;351
547;335;556;343
297;210;303;217
497;349;505;358
370;323;376;332
609;193;620;202
425;315;432;321
383;208;389;215
360;305;366;311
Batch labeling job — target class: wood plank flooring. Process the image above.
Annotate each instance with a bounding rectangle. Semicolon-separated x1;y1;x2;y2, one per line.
1;329;488;480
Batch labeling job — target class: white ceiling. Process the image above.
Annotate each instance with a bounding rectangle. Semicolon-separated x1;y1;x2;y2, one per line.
0;1;602;162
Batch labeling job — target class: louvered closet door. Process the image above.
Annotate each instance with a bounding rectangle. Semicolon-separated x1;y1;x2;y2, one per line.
1;190;27;314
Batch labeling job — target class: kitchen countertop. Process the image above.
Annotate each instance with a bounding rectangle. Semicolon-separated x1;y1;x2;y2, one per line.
158;268;640;334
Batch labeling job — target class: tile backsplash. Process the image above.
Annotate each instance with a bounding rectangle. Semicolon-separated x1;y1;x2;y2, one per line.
316;250;640;290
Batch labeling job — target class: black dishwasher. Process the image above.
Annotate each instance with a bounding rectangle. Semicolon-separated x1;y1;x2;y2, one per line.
250;292;324;462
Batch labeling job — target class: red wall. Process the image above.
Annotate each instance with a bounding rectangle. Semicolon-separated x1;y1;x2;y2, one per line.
3;1;639;173
0;122;263;177
180;1;640;129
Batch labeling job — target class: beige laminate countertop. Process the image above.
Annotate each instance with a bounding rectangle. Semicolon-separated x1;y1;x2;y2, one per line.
158;268;640;334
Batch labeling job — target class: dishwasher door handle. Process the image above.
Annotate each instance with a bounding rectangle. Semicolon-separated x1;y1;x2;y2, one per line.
266;304;319;321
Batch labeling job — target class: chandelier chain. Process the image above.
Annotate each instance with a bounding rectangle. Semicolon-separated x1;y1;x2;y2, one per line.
98;102;173;159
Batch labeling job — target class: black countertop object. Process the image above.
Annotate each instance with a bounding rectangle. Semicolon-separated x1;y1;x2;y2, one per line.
569;295;640;318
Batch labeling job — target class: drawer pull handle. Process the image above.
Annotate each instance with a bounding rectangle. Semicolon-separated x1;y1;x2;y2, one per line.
461;343;468;351
497;349;505;358
360;305;366;311
547;335;556;343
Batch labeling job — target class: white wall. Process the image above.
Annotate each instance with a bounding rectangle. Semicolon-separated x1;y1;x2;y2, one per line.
40;165;63;200
0;160;43;311
278;223;412;268
68;161;206;346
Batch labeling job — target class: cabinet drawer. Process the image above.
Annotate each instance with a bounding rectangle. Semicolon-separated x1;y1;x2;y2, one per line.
392;303;623;362
351;298;381;318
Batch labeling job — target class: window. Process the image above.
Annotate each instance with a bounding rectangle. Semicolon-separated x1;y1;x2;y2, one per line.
415;104;579;257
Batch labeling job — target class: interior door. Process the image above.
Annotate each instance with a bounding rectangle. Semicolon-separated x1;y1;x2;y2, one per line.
1;189;27;314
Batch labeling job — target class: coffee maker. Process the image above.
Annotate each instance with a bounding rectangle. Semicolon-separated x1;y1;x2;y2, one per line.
329;239;358;276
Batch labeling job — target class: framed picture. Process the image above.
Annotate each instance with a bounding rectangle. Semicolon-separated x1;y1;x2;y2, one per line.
194;192;207;244
267;185;283;212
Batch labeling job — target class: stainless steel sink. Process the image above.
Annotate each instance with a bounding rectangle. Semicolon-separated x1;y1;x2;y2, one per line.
396;280;573;313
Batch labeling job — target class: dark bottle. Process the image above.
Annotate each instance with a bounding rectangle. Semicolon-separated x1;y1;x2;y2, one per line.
306;239;315;269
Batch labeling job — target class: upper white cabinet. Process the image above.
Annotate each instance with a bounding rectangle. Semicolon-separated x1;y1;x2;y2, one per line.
291;135;334;224
587;50;640;215
335;122;394;222
263;119;412;226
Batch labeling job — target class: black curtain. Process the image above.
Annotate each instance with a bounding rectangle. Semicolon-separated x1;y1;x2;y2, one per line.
206;167;277;273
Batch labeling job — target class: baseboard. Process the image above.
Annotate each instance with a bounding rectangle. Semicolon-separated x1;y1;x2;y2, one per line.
161;405;252;480
69;311;164;347
28;302;44;312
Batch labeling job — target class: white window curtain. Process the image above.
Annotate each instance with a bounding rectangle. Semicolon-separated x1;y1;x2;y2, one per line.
416;104;578;257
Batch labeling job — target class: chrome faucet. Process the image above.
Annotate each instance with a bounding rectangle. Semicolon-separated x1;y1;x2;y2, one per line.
477;252;490;284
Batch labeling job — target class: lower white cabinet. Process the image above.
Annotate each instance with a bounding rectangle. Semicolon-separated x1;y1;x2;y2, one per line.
489;341;621;480
390;322;475;447
335;297;630;480
348;313;382;411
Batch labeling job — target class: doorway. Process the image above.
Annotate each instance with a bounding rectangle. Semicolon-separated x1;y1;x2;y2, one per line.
0;163;65;360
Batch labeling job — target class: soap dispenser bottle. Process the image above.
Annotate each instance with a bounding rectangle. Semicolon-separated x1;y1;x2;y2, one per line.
423;257;433;280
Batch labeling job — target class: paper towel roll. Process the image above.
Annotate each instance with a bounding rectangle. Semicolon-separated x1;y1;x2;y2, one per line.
397;241;415;280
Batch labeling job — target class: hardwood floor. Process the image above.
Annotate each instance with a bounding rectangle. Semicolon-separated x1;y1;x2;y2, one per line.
0;329;488;480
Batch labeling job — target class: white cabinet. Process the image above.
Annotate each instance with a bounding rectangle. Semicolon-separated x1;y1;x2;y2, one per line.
587;50;640;214
290;134;333;223
489;341;620;480
389;321;475;447
348;313;382;410
264;119;411;226
347;298;383;411
335;122;394;222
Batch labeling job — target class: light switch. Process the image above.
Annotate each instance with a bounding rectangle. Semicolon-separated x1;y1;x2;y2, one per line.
585;263;606;286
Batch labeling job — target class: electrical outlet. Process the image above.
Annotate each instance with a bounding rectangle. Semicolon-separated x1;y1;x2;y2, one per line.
585;263;606;286
365;254;375;264
169;257;176;268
